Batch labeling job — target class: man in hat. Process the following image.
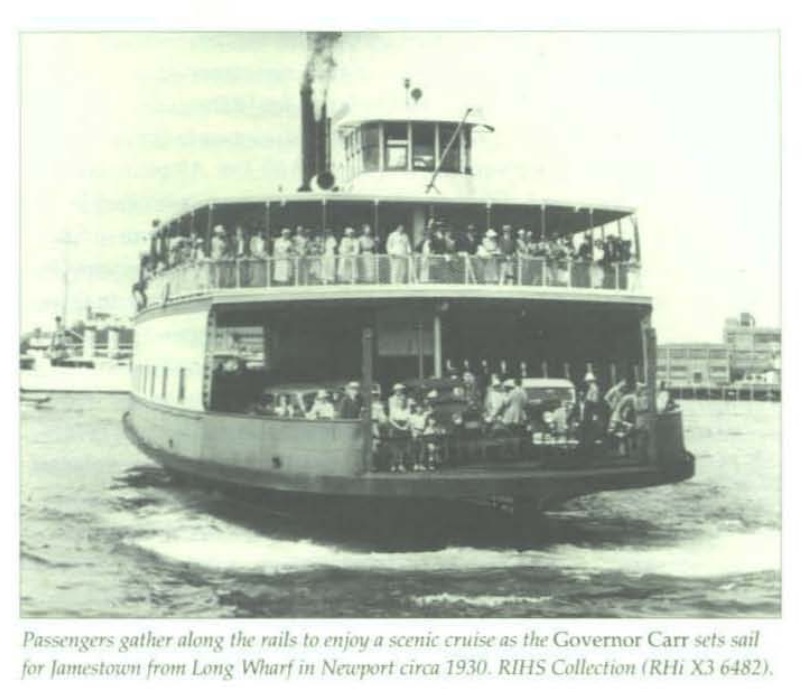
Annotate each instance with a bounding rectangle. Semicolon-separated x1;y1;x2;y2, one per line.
579;372;603;448
338;381;364;420
307;389;335;420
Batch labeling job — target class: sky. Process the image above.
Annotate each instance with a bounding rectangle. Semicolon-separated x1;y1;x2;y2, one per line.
19;31;780;342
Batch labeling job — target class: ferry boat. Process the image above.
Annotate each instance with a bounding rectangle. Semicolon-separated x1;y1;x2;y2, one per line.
123;50;694;522
20;319;131;394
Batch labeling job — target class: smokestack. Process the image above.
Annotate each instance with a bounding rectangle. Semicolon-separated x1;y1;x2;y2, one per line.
299;32;340;191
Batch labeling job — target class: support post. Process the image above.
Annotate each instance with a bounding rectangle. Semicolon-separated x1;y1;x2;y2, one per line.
361;327;374;473
644;325;658;464
433;311;443;378
417;322;425;380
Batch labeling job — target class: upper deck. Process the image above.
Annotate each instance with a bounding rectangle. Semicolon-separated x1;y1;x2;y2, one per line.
134;194;648;313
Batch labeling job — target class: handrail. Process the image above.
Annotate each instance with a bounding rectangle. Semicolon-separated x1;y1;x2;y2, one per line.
141;254;642;308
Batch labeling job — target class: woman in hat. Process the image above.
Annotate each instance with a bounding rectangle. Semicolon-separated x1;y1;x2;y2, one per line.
358;224;376;282
273;228;293;284
338;227;358;283
322;228;338;283
476;229;501;284
307;389;335;420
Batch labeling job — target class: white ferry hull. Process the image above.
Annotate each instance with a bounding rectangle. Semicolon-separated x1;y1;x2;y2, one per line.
20;364;130;393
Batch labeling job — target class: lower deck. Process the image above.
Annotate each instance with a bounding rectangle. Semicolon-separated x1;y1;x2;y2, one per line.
125;396;693;510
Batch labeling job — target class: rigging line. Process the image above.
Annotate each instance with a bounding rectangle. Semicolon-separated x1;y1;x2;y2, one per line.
425;108;473;194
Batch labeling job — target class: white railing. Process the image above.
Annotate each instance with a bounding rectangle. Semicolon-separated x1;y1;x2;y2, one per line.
143;255;642;307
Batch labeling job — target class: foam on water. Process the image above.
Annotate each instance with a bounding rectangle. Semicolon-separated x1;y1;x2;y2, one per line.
125;508;780;580
412;593;553;608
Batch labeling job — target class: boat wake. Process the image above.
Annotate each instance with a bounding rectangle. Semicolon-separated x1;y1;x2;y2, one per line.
112;499;780;581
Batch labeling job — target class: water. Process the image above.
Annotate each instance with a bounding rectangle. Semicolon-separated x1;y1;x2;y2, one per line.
20;396;780;618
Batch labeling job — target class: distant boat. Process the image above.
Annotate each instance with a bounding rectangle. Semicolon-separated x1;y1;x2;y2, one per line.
20;322;131;394
20;355;130;393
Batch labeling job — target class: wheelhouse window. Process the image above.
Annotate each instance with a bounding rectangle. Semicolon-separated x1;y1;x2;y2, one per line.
361;123;380;172
384;122;409;171
412;123;436;171
149;365;156;398
161;367;168;399
438;123;461;173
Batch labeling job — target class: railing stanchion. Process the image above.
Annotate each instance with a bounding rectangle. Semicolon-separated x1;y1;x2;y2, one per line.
294;257;300;286
517;255;523;286
567;260;572;288
542;260;547;286
615;262;620;291
236;259;241;289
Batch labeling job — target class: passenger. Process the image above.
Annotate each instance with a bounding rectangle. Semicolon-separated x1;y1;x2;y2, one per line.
484;374;506;422
443;228;457;254
211;225;226;261
338;227;359;283
476;229;501;283
591;238;606;288
338;381;364;419
307;230;323;282
501;378;528;426
579;372;604;447
609;384;638;454
409;400;428;471
499;225;516;284
462;370;480;407
358;224;376;282
657;381;679;413
322;228;338;283
293;227;309;284
193;236;207;262
429;227;447;282
386;224;412;284
605;379;627;412
235;226;248;257
515;227;531;258
274;394;296;418
273;228;293;284
249;229;267;258
307;390;335;420
422;414;446;470
388;385;412;472
371;397;390;471
455;225;477;255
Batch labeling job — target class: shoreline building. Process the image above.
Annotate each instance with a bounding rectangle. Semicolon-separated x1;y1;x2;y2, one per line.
658;312;780;389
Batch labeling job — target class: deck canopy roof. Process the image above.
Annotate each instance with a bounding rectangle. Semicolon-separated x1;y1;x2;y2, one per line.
158;193;636;240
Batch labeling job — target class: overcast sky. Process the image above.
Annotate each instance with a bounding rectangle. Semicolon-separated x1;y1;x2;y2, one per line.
20;31;780;341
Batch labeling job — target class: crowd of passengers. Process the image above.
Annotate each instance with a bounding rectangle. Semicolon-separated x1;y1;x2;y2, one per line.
245;365;663;473
136;217;636;288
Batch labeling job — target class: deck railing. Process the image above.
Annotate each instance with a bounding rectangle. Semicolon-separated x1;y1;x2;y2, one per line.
142;255;642;307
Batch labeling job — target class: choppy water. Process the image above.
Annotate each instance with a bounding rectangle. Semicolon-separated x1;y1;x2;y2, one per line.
20;395;780;618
